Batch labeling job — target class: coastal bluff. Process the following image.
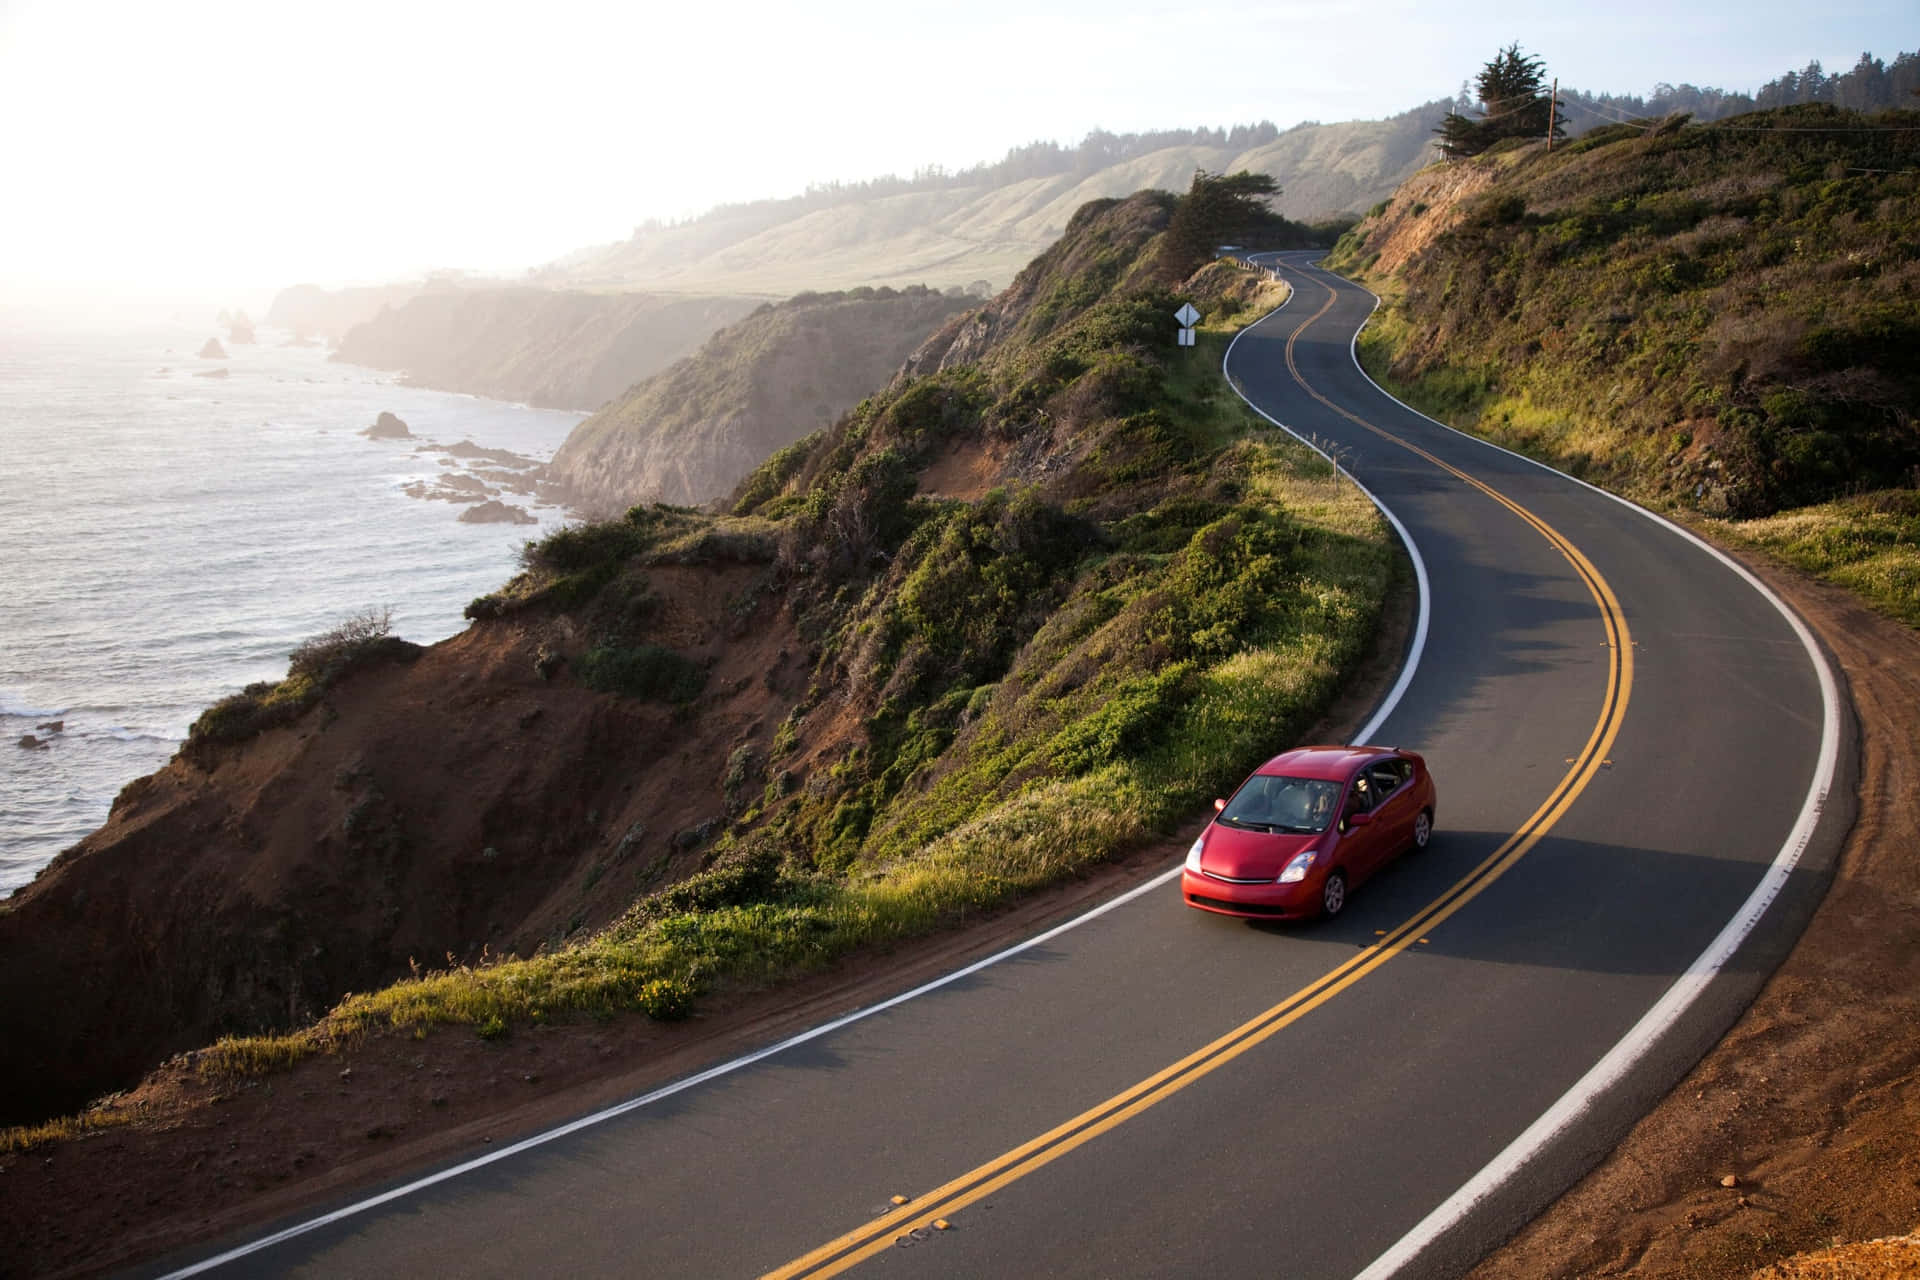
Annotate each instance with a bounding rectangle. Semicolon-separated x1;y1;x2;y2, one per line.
545;285;974;514
329;287;763;412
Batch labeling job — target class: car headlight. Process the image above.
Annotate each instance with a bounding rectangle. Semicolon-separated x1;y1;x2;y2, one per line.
1185;835;1206;874
1277;849;1317;884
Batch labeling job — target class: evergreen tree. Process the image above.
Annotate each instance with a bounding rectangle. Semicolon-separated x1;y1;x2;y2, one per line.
1164;169;1286;273
1435;43;1564;158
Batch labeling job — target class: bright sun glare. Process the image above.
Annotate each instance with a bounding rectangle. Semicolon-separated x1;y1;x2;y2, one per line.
0;0;1909;301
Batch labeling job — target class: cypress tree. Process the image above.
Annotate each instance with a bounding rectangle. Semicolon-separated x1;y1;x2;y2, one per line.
1434;43;1564;158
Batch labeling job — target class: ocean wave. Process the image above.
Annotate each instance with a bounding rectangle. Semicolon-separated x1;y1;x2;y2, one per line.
105;727;186;744
0;693;68;720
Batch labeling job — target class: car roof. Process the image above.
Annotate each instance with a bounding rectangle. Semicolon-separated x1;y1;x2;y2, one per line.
1252;744;1396;782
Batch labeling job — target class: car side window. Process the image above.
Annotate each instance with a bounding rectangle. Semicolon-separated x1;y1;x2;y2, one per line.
1346;775;1376;814
1368;761;1405;795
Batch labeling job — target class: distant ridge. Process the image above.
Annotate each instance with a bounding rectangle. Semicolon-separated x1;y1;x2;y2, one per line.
536;105;1457;297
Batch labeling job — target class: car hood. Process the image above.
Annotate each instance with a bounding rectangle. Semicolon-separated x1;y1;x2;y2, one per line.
1199;824;1322;880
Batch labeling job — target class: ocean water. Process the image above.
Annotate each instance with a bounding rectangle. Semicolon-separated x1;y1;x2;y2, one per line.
0;309;587;897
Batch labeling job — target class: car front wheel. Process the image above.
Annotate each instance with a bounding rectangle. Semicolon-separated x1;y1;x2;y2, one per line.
1320;869;1348;919
1412;809;1433;852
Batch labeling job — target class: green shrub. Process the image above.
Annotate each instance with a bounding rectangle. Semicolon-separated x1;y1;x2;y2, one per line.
287;607;396;679
1047;662;1198;772
731;434;819;515
622;839;786;925
576;644;705;703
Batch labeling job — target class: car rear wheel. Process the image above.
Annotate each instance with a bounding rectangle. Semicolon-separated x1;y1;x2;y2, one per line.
1320;869;1348;919
1411;809;1432;852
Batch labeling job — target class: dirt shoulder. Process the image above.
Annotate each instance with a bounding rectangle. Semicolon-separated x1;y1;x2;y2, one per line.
5;539;1916;1280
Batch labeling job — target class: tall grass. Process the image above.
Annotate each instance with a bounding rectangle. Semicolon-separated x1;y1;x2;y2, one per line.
1709;491;1920;628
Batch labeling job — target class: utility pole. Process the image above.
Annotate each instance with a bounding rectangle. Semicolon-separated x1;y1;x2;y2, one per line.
1547;77;1558;151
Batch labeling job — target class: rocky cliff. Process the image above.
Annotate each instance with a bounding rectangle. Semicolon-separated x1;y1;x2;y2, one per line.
265;281;438;342
330;288;764;411
0;565;800;1126
545;285;975;514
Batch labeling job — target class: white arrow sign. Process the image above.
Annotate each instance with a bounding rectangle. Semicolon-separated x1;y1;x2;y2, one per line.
1174;303;1200;327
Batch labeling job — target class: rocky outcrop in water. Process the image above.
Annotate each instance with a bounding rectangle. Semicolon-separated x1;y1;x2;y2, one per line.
458;499;537;525
198;338;227;359
361;411;412;439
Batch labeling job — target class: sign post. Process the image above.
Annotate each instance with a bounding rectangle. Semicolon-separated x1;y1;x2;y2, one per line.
1174;302;1199;348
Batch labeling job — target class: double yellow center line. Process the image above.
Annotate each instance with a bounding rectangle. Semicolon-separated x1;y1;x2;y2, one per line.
764;274;1633;1278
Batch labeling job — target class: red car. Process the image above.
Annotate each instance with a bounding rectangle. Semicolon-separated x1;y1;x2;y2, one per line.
1182;745;1435;920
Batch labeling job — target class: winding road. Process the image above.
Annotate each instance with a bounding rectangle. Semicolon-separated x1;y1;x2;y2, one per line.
148;253;1851;1280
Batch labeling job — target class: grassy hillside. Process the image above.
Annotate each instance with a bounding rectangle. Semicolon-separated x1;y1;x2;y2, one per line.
546;286;975;514
0;188;1398;1124
541;109;1452;297
1328;104;1920;625
331;287;765;411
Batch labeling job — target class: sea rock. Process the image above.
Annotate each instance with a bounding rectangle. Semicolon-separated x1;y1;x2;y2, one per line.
36;721;63;734
198;338;227;359
194;368;230;379
361;411;412;440
440;439;538;468
17;735;48;750
402;472;490;503
459;500;537;525
228;314;256;345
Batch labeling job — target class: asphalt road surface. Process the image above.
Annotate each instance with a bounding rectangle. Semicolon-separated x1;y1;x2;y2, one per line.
147;253;1850;1280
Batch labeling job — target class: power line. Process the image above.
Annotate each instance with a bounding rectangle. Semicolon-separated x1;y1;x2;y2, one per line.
1558;97;1659;129
1703;124;1920;132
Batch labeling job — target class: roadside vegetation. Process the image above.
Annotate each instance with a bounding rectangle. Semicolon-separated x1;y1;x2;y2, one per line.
1329;103;1920;626
3;181;1392;1113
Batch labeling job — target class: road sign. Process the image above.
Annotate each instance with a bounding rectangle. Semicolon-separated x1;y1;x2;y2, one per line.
1174;303;1200;327
1178;328;1195;347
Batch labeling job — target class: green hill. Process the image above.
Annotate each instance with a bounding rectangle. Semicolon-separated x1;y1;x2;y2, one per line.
1329;103;1920;624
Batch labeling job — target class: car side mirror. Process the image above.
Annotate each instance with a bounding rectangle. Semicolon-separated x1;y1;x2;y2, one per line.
1213;797;1227;813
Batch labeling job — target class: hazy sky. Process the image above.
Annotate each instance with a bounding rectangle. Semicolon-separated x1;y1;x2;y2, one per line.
0;0;1911;301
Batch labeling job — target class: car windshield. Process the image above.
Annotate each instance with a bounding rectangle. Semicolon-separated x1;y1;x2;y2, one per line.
1217;775;1341;834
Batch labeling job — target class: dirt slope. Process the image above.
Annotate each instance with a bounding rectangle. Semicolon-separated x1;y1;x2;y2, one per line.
0;565;800;1129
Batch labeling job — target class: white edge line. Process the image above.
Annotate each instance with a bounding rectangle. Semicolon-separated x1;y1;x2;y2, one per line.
160;862;1186;1277
1312;260;1847;1280
1224;256;1430;748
